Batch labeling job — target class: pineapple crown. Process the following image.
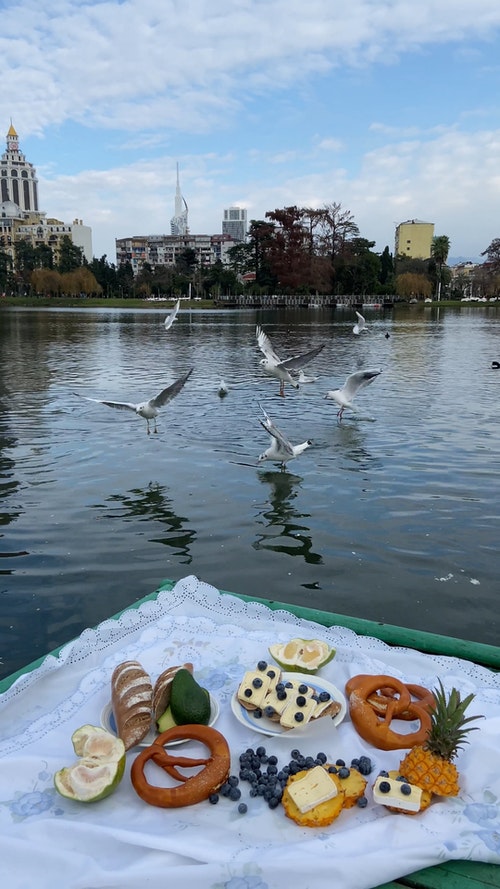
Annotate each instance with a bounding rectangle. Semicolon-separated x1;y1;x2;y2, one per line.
426;679;484;761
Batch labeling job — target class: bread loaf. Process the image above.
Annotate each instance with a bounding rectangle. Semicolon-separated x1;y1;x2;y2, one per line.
152;662;193;720
111;660;153;750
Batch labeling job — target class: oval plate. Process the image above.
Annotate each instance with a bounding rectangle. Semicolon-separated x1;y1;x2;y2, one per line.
231;672;346;737
101;693;220;748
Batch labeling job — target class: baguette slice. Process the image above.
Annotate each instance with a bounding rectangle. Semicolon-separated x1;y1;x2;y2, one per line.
111;660;153;750
152;662;194;721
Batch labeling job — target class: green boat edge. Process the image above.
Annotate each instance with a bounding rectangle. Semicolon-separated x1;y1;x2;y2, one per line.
1;579;498;889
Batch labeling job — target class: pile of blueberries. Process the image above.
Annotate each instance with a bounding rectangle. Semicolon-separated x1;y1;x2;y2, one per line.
209;746;374;815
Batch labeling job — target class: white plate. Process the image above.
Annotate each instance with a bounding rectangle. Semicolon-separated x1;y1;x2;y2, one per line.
231;671;346;737
101;693;220;748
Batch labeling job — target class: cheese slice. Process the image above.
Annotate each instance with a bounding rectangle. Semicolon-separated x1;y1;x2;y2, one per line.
280;694;317;729
287;766;339;813
373;775;422;813
237;671;272;708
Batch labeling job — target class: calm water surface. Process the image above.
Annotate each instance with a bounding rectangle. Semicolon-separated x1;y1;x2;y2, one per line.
1;305;499;679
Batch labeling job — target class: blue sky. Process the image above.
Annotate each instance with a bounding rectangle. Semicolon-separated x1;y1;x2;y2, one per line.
1;0;500;264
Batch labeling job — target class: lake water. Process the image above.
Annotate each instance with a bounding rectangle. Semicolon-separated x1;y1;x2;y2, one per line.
1;304;499;680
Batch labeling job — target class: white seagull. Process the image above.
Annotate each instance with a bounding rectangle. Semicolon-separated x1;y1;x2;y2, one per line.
218;379;229;397
296;368;318;384
352;311;366;335
256;325;325;396
258;406;312;469
74;368;193;434
325;368;382;421
164;299;180;330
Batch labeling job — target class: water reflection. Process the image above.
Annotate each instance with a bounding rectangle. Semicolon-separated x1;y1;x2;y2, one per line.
253;470;323;564
94;481;195;563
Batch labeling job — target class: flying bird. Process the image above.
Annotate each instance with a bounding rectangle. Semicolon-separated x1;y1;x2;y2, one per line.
256;324;324;396
74;368;193;434
324;368;382;421
258;406;312;469
296;368;318;384
352;311;366;335
164;299;180;330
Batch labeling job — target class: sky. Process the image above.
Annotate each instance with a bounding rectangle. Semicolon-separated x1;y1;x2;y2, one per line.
1;0;500;265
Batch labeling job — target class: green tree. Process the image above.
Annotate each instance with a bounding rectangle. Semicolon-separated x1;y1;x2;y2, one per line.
57;236;83;273
395;272;432;300
431;235;451;300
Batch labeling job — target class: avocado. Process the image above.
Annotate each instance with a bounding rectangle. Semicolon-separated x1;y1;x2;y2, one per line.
156;705;177;733
169;668;211;726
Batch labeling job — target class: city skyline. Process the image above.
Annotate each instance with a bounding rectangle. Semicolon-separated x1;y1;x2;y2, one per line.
1;1;499;264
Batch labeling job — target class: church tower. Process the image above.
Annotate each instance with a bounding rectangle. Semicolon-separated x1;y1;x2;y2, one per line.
1;122;39;212
170;163;188;235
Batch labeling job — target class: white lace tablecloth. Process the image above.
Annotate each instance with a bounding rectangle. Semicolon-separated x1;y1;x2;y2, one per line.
1;575;500;889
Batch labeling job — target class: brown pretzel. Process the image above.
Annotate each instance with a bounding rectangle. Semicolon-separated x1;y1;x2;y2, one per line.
346;674;433;750
131;724;231;807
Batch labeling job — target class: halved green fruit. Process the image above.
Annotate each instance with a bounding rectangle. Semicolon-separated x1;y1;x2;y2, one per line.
156;704;177;733
170;668;211;725
54;725;126;803
269;638;335;674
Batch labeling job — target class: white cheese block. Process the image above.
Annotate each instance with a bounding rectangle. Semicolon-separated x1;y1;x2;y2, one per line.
288;766;339;814
280;694;317;729
237;671;272;708
373;775;422;812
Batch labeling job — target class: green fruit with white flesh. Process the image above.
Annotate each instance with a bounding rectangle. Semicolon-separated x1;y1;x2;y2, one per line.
156;705;177;732
169;668;211;726
54;725;125;803
268;638;335;674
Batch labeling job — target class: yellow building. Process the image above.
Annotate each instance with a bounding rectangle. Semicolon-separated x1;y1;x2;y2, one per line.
395;219;434;259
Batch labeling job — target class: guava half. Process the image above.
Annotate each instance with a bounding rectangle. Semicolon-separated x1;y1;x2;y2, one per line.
54;725;126;803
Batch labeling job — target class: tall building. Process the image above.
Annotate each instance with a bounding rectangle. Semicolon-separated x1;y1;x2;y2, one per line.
170;163;189;235
1;122;39;211
0;122;92;264
222;206;247;242
395;219;434;259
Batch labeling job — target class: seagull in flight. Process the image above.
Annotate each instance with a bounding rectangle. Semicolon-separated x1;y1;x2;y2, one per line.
296;368;318;384
325;368;382;421
256;325;324;396
352;311;366;335
258;406;312;469
74;368;193;434
164;299;180;330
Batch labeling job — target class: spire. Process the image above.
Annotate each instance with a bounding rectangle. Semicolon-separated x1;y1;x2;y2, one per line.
7;121;17;137
170;162;189;235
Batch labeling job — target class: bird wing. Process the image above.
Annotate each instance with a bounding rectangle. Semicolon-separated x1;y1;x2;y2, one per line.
343;368;382;398
164;300;180;330
74;393;138;412
256;325;281;365
150;368;193;408
355;311;365;326
258;410;294;456
280;343;325;371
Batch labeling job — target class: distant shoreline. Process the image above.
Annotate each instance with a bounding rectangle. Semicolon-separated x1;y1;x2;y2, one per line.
0;296;475;310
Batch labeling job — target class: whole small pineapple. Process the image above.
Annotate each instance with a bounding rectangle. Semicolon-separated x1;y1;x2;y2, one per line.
399;679;483;797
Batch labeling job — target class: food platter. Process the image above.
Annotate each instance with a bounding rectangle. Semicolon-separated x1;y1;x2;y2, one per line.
100;693;220;748
231;671;347;737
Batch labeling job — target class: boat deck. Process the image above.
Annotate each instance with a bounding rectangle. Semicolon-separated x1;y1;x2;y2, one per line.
1;579;498;889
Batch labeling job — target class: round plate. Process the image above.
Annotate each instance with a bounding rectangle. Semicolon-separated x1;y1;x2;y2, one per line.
101;693;220;748
231;672;346;737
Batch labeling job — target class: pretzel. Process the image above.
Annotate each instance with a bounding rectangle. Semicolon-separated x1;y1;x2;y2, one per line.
345;674;433;751
130;724;231;808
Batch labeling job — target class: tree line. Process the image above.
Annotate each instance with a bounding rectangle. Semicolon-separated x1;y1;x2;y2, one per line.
1;208;500;300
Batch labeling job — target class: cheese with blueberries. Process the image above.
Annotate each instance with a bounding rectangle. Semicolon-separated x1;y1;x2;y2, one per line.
373;775;422;812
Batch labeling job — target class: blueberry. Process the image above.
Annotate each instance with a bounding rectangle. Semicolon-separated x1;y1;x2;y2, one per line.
338;767;350;779
294;712;305;722
290;749;301;760
228;775;239;787
267;669;277;679
209;793;219;804
252;709;263;718
244;688;252;697
298;684;308;694
257;660;267;671
318;690;331;702
316;752;327;764
335;758;345;767
268;755;278;766
252;677;263;688
238;802;248;814
379;781;391;794
229;786;241;801
256;746;266;757
400;783;412;796
378;770;389;777
277;689;287;701
296;695;307;707
358;757;373;776
328;765;338;774
357;796;368;808
263;706;276;718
